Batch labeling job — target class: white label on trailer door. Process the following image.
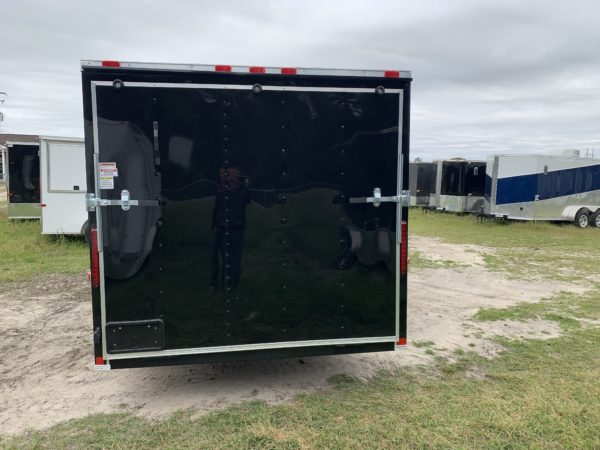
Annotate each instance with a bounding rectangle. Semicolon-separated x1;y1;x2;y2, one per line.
99;176;114;189
98;162;118;189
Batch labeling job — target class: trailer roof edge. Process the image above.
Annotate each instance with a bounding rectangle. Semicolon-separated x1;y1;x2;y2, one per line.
490;153;600;160
38;135;85;143
80;60;412;79
5;141;39;146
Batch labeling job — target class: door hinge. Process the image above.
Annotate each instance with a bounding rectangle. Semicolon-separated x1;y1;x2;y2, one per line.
86;190;160;212
399;190;410;207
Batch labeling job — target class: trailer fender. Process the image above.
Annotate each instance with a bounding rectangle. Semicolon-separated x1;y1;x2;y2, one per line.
562;205;598;221
81;220;90;242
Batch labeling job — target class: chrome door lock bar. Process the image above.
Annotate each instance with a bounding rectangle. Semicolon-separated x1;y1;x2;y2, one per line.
349;187;410;208
86;190;160;211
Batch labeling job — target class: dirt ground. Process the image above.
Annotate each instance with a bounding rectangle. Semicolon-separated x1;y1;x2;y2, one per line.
0;236;588;434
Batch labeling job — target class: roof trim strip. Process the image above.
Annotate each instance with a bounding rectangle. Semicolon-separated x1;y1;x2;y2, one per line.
81;60;411;79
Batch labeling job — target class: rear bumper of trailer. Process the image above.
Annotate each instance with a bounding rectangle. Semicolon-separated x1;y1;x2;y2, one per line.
98;339;399;369
7;202;41;219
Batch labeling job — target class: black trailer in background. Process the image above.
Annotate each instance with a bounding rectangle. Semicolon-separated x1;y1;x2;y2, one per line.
409;161;437;206
433;160;486;213
81;61;411;369
6;142;41;219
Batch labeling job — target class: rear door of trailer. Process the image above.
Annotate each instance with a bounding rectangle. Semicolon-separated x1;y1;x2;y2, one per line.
82;62;411;368
7;142;41;219
40;138;88;234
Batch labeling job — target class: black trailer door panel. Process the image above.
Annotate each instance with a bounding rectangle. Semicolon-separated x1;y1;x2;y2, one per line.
91;81;403;357
8;144;40;204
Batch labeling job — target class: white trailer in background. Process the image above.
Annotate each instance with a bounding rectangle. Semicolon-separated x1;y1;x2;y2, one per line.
0;144;6;181
39;136;88;236
484;152;600;228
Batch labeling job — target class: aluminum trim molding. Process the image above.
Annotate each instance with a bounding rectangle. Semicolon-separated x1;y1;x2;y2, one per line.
81;60;412;78
92;81;401;93
106;336;398;361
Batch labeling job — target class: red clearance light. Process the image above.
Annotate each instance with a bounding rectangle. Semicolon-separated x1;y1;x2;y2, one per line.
281;67;297;75
397;337;407;346
95;356;105;365
215;65;232;72
249;66;266;74
40;203;46;207
400;221;408;275
101;60;121;68
384;70;400;78
90;226;100;288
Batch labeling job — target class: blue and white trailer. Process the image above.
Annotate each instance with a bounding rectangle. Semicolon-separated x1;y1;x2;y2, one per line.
484;153;600;228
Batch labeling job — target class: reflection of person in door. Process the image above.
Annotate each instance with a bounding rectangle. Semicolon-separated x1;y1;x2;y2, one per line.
210;166;250;289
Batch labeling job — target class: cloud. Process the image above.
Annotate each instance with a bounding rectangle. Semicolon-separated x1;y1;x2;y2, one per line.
0;0;599;159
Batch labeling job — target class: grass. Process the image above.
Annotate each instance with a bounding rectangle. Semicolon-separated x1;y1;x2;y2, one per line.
3;325;600;449
2;204;600;448
473;287;600;328
410;209;600;281
0;201;88;282
409;208;599;250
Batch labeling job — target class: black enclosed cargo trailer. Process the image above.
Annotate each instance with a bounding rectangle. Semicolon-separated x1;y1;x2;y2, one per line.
432;159;486;213
409;161;437;207
81;61;412;369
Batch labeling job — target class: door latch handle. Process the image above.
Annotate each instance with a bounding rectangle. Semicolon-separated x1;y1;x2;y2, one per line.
120;189;131;211
349;188;410;208
86;190;160;211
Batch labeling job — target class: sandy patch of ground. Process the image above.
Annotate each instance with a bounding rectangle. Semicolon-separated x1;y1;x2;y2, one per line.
410;235;491;266
0;237;588;434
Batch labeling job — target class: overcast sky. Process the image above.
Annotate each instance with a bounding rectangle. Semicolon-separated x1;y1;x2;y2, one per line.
1;0;599;160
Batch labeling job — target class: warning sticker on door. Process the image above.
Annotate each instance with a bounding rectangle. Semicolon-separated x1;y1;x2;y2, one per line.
99;162;118;177
98;162;118;189
99;176;114;189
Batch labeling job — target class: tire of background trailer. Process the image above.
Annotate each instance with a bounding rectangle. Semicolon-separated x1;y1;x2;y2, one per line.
590;210;600;228
81;220;90;242
574;208;590;228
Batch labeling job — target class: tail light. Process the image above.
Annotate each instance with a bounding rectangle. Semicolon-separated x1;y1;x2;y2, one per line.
90;226;100;288
400;221;408;275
